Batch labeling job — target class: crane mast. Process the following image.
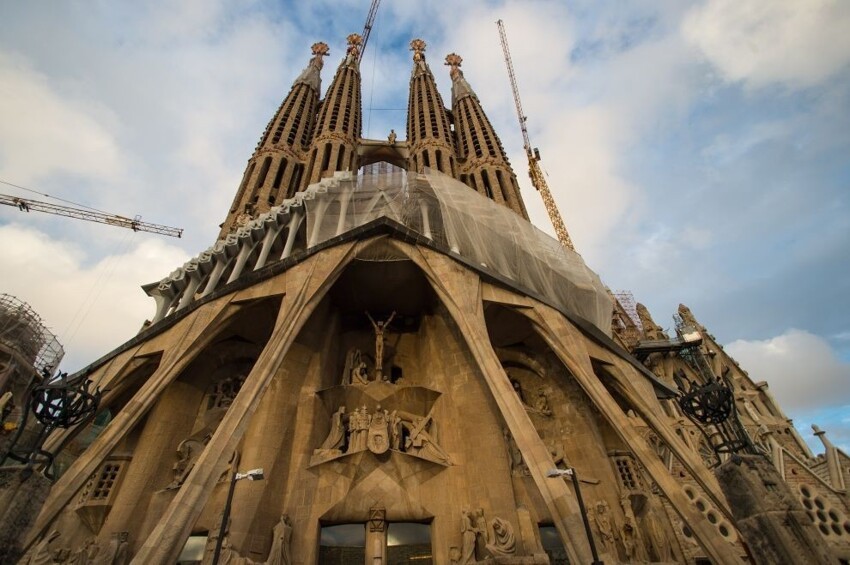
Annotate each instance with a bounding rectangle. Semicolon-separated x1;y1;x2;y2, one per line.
497;19;576;252
0;193;183;238
358;0;382;62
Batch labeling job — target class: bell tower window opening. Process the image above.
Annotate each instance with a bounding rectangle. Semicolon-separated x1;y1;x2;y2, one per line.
272;94;296;145
288;164;304;198
255;156;272;191
304;148;317;186
496;170;509;203
481;170;494;199
320;142;332;174
231;162;255;212
336;146;346;172
272;158;288;191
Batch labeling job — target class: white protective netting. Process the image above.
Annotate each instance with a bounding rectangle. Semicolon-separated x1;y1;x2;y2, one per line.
301;166;613;334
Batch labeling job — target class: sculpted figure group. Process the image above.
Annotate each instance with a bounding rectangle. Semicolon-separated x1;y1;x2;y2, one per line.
313;405;450;465
588;495;669;562
459;508;516;564
22;530;129;565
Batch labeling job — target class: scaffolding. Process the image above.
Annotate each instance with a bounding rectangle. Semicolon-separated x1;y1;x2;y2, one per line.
0;294;64;375
612;290;642;330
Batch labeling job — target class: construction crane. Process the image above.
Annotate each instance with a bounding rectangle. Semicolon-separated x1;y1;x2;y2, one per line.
0;193;183;238
497;19;576;252
358;0;382;62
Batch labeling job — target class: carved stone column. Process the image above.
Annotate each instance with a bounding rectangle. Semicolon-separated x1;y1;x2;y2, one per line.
365;506;387;564
715;454;837;565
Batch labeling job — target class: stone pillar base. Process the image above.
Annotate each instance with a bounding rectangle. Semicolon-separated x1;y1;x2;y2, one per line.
0;469;52;563
715;454;838;565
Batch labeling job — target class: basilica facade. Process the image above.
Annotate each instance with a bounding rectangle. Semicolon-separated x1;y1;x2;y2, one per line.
10;33;850;565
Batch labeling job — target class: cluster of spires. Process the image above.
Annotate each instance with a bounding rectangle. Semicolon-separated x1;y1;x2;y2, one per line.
220;34;528;237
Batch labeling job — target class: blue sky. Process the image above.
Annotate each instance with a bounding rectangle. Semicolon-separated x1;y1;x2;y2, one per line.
1;0;849;453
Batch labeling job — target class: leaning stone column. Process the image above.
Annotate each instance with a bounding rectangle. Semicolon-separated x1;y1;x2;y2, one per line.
0;471;52;563
715;454;838;565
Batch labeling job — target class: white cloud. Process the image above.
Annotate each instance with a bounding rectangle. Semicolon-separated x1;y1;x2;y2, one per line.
726;329;850;411
683;0;850;89
0;224;189;372
0;51;124;184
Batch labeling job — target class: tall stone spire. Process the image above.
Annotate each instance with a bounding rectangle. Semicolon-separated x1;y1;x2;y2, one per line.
406;39;456;176
303;33;363;186
220;42;328;237
445;53;528;218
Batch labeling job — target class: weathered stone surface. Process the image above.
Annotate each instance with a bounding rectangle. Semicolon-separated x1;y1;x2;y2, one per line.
716;455;838;565
0;470;51;564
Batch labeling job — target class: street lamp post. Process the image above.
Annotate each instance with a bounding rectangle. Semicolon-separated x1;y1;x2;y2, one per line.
547;467;604;565
212;459;264;565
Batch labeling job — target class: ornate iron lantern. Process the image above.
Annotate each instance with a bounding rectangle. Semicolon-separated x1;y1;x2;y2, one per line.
1;370;100;479
674;369;756;463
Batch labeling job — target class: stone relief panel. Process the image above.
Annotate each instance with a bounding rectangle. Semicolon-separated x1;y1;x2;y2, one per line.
74;455;132;535
458;508;517;564
165;370;248;490
310;377;449;467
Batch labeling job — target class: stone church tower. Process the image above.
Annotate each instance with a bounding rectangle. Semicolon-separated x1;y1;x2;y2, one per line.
9;34;850;565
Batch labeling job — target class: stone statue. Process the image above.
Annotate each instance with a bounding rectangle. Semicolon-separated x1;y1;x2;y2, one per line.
91;531;129;565
350;405;370;451
24;530;60;565
366;310;396;380
346;407;359;453
113;532;129;565
738;395;762;423
460;508;478;564
67;536;97;564
619;494;646;562
168;438;206;489
640;499;673;562
266;514;292;565
533;387;552;416
367;405;390;454
509;378;526;403
203;514;257;564
503;428;528;476
474;508;488;558
388;129;397;144
318;406;346;452
389;410;402;450
404;416;450;464
342;348;368;385
592;501;615;552
485;517;517;557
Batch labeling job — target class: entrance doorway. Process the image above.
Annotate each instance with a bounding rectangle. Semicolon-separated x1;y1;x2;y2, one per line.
318;522;432;564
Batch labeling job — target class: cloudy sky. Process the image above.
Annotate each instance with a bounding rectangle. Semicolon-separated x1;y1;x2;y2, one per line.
1;0;849;452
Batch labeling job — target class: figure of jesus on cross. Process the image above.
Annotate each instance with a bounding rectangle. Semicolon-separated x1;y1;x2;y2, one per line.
366;310;396;381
